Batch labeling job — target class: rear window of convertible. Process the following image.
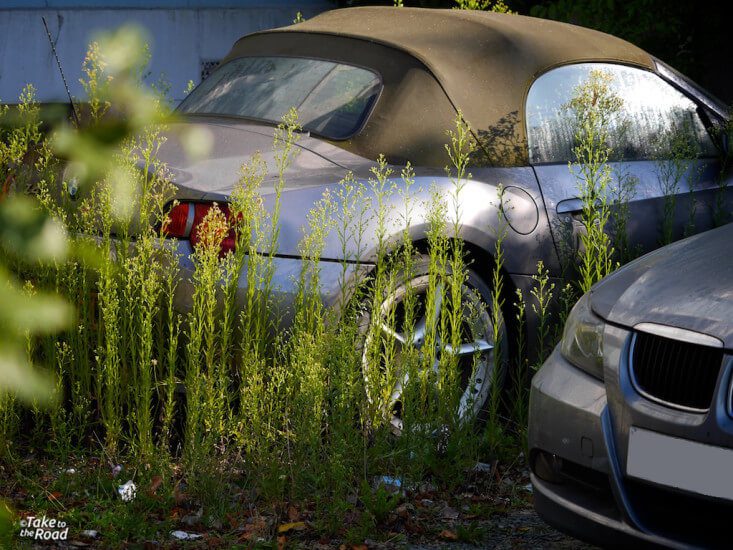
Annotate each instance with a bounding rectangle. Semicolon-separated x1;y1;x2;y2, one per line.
178;56;382;140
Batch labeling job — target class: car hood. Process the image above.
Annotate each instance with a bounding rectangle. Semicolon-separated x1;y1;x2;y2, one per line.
590;224;733;348
157;116;372;199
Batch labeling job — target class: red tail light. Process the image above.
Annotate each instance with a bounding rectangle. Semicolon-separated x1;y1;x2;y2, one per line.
162;202;237;257
165;203;192;237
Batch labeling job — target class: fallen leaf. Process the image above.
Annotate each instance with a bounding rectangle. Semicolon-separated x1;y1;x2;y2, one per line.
404;520;423;534
396;503;412;518
285;505;298;521
48;491;62;502
278;521;307;534
149;475;163;494
173;483;187;504
439;529;459;541
351;545;368;550
238;531;256;542
226;512;241;529
239;516;268;540
278;535;287;550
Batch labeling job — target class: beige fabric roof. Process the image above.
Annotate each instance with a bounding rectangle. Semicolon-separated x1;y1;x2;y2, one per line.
226;7;655;166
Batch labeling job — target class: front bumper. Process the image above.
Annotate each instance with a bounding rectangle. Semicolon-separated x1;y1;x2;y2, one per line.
529;347;722;549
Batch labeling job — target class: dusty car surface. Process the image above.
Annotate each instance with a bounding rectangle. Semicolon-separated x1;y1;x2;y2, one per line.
151;7;731;424
529;223;733;548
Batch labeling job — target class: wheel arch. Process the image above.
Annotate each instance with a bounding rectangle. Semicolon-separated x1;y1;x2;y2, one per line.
350;231;521;358
410;236;520;353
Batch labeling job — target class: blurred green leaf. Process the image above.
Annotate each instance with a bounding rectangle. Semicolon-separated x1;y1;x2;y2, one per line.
180;125;214;162
0;195;68;263
0;273;74;336
96;24;151;76
0;342;55;404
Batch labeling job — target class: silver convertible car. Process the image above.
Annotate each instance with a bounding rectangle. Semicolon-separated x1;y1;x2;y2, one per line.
529;223;733;548
155;7;731;423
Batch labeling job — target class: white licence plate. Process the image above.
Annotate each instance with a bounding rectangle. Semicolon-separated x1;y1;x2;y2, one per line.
627;427;733;501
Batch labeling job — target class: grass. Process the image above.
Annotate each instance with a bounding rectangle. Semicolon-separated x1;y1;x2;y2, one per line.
0;35;725;547
654;119;700;244
564;69;620;294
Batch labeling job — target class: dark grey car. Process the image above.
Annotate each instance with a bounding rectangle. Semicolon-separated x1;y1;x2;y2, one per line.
152;7;732;424
529;223;733;548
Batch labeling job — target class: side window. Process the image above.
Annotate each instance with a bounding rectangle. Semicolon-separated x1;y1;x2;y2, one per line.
526;63;717;165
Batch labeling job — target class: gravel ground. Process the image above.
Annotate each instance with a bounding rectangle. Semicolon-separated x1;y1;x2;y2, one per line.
408;508;596;549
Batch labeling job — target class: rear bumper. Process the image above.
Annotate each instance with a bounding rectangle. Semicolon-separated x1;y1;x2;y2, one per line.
168;239;370;326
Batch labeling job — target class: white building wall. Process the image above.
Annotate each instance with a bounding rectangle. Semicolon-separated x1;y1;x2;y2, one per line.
0;3;331;104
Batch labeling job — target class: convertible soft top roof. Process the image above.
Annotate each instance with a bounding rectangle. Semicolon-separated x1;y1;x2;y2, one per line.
223;7;655;167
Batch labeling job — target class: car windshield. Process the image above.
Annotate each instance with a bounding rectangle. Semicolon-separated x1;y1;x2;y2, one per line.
177;56;381;140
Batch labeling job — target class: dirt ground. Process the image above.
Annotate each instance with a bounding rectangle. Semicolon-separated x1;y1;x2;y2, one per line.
6;457;597;549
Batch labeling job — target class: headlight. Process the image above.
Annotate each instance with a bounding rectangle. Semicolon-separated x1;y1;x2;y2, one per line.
560;293;605;380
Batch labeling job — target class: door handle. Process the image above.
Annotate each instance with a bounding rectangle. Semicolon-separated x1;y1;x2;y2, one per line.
556;197;584;215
